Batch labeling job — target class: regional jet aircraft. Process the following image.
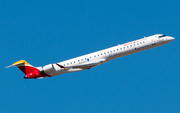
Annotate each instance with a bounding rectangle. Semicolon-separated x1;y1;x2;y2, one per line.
6;34;174;79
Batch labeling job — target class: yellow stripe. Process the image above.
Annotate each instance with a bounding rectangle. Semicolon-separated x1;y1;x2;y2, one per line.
12;60;30;66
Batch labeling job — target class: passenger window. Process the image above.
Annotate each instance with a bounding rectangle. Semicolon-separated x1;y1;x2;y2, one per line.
134;44;135;46
104;52;106;54
124;47;125;49
94;55;96;57
67;63;69;65
137;43;139;45
74;61;75;63
120;48;122;50
140;42;142;44
71;62;72;64
127;46;128;48
78;60;80;62
114;50;115;52
117;49;118;51
130;45;132;47
81;59;83;61
143;41;145;43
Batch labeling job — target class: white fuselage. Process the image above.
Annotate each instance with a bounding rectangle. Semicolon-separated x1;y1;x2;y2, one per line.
42;34;174;77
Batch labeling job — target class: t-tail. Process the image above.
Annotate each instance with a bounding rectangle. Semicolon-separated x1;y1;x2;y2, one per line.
5;60;51;79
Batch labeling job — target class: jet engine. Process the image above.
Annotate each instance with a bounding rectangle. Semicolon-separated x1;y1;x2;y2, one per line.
42;64;55;73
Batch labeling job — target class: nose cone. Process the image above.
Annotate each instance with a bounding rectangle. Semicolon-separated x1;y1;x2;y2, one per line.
167;36;175;42
169;37;175;40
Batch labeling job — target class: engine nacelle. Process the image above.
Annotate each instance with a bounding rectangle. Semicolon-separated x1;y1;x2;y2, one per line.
43;64;55;73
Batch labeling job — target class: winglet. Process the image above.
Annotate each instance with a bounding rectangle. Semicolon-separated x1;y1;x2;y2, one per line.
56;63;66;70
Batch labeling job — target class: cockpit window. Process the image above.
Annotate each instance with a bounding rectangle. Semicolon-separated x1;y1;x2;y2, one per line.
158;35;166;38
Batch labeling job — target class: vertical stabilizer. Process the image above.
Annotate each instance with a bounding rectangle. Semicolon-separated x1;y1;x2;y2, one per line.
8;60;39;75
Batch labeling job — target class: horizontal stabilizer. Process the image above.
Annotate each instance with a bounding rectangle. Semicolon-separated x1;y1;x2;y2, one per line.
5;65;13;68
5;60;31;68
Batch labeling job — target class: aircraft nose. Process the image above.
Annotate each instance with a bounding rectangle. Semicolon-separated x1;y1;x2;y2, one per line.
171;37;175;40
167;36;175;42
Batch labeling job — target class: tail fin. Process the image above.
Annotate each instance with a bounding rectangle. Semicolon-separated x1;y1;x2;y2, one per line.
6;60;39;75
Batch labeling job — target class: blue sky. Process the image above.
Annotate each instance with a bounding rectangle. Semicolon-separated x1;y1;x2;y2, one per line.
0;0;180;113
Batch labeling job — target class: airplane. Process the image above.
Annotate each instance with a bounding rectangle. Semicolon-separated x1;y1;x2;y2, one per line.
6;34;175;79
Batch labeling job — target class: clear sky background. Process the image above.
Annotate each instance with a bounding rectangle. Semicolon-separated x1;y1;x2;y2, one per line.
0;0;180;113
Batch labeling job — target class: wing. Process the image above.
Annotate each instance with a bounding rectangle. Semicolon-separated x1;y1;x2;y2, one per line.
56;59;107;70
